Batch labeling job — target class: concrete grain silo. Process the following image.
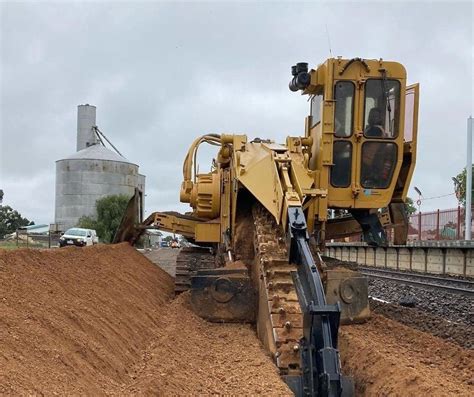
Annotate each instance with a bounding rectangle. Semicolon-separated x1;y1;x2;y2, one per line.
55;104;145;231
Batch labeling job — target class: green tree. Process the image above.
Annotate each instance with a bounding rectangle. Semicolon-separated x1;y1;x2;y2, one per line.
77;194;130;243
404;197;417;215
0;205;34;239
453;165;474;207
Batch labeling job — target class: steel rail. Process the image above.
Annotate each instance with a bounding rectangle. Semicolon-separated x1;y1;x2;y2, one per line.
359;267;474;287
361;272;474;296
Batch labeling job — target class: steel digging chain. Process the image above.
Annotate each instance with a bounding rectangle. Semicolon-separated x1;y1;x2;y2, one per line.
252;204;353;396
252;204;304;379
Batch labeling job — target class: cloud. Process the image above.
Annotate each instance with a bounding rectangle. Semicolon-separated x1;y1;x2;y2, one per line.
0;1;472;225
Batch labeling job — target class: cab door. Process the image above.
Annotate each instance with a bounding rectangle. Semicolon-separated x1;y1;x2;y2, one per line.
354;78;404;209
392;83;420;201
403;83;420;144
328;79;358;207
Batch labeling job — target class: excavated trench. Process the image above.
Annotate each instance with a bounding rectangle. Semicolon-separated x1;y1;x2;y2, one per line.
1;244;472;396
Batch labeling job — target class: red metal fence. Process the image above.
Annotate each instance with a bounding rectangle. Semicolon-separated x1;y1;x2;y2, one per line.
343;206;474;243
407;207;473;241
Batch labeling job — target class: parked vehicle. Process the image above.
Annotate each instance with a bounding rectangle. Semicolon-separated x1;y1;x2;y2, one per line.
59;228;98;247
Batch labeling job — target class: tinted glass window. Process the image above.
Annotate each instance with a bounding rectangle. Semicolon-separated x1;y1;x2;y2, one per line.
404;88;415;142
334;81;354;137
364;79;400;138
65;228;87;236
361;142;397;188
331;141;352;187
310;94;322;127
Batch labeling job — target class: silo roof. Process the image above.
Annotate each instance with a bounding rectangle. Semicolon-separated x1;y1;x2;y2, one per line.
60;144;137;166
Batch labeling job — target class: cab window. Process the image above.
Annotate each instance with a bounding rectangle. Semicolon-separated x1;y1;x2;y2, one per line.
404;87;415;142
331;141;352;187
334;81;354;137
310;94;322;127
364;79;400;138
361;142;397;189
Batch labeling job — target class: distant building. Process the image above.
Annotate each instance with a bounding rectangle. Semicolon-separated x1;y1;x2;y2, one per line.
143;230;163;248
55;105;145;231
18;224;50;234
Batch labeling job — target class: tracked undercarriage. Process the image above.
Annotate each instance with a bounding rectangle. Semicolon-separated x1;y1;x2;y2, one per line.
175;246;215;294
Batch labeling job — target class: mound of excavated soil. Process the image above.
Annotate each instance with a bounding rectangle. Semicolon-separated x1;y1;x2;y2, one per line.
5;244;472;396
0;244;174;395
112;293;291;396
0;244;290;395
340;314;474;396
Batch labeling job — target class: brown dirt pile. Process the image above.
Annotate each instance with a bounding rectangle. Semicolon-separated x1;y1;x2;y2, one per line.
224;260;248;269
321;256;359;271
0;244;174;395
233;210;255;264
112;293;291;396
0;244;290;395
340;314;474;396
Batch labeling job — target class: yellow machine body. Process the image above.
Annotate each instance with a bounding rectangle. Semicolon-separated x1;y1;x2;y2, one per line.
157;58;419;247
137;57;419;321
115;57;419;395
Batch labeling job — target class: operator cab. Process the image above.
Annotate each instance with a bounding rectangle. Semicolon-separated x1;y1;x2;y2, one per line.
329;71;404;207
290;58;418;245
300;58;418;211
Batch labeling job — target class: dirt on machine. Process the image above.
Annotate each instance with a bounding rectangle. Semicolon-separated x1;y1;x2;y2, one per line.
115;57;420;396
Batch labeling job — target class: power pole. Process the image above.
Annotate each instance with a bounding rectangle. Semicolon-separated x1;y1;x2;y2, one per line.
466;116;473;240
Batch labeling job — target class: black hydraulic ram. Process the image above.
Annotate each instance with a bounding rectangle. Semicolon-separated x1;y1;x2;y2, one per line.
288;207;354;397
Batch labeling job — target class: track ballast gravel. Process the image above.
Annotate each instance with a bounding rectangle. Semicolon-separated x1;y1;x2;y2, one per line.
368;278;473;324
370;299;473;349
323;256;473;325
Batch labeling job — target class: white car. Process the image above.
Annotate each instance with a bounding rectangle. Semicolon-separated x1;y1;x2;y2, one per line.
59;228;99;247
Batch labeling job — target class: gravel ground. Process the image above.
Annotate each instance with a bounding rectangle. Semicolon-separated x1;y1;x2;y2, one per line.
361;267;474;290
368;278;473;325
323;255;473;325
370;299;473;349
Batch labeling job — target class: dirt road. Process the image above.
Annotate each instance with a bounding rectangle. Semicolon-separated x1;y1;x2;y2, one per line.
143;247;179;276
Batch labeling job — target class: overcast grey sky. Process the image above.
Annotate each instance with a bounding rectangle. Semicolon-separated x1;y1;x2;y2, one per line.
1;0;473;225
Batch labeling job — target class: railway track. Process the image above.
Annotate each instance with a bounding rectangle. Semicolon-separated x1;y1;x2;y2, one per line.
360;267;474;296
